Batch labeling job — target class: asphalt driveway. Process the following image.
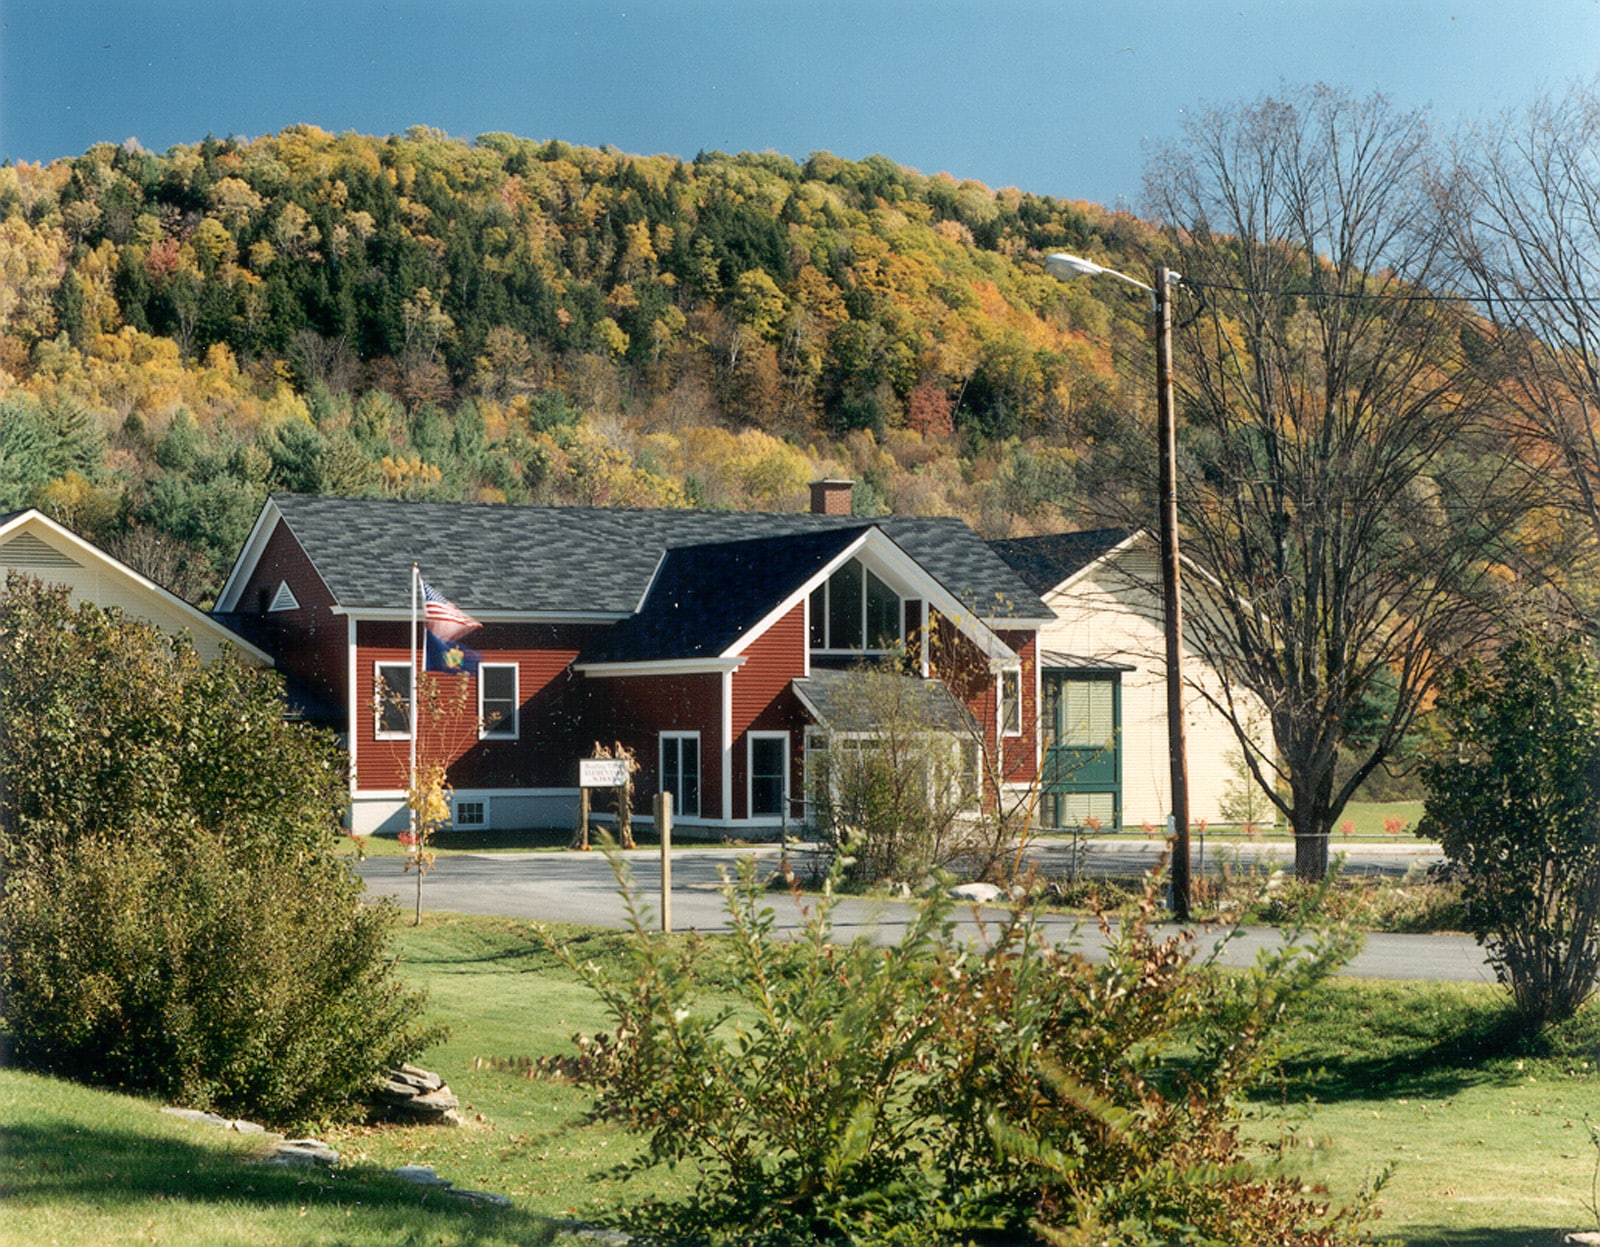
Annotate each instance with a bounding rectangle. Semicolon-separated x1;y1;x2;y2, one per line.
355;839;1495;983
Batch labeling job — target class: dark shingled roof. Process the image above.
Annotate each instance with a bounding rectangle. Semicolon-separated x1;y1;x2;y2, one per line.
581;528;867;663
792;667;978;735
261;494;1050;620
986;528;1139;595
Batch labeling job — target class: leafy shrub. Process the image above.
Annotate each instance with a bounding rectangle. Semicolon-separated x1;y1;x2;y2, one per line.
2;828;429;1124
549;858;1376;1246
1420;631;1600;1025
0;577;438;1125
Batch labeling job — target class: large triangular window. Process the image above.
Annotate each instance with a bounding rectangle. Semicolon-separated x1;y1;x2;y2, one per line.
808;559;901;653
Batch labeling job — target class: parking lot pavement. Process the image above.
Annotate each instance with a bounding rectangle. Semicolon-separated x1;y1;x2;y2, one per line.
355;837;1488;983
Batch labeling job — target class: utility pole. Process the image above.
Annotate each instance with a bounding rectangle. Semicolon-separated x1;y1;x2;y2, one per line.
1046;254;1192;920
1155;266;1191;922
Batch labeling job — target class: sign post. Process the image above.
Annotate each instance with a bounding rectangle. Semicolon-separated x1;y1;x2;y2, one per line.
653;791;673;933
574;757;632;850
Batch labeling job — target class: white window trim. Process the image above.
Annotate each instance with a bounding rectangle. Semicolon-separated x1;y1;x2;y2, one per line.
1000;666;1023;738
453;796;489;828
804;726;982;816
660;731;702;819
478;662;519;741
747;731;790;821
374;660;413;741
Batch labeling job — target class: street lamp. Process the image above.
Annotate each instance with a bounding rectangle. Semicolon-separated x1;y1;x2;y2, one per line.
1045;253;1192;922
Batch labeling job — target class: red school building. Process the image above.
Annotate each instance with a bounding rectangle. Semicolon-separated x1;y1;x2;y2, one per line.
215;486;1051;837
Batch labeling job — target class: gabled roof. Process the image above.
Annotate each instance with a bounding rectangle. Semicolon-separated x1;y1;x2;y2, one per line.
580;527;867;664
987;528;1141;595
219;494;1052;622
0;509;272;666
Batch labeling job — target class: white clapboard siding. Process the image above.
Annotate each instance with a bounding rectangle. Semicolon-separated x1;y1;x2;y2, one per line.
1;513;269;667
1040;546;1270;828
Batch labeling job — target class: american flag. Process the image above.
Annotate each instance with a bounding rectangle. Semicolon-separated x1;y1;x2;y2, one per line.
422;579;481;641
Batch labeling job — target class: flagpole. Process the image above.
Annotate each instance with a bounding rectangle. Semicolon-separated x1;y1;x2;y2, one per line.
410;563;419;841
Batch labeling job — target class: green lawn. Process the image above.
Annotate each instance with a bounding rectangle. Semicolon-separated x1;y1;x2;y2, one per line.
0;1066;566;1247
6;910;1598;1245
1253;978;1600;1244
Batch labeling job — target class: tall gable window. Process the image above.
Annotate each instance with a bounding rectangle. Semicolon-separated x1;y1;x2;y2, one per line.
809;559;901;653
1000;667;1023;737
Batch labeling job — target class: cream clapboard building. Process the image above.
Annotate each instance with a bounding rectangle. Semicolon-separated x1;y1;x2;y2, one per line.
990;529;1266;830
0;509;271;667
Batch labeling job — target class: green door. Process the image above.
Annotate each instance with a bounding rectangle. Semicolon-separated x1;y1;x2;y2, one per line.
1041;672;1121;829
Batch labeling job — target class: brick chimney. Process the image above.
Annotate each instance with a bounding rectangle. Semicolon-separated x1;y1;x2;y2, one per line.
809;479;854;516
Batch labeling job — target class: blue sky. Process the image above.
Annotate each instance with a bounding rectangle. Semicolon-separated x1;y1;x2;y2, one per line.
4;1;1597;209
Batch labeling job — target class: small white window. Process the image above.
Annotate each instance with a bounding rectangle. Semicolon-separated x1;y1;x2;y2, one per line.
478;663;519;739
1000;667;1022;737
454;798;487;828
374;662;412;740
269;580;300;612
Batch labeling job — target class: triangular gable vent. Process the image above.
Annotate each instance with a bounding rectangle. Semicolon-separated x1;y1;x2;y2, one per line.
1;532;81;570
269;580;300;612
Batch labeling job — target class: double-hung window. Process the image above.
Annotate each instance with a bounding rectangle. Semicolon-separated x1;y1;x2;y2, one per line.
749;733;788;819
374;661;412;739
660;733;701;818
478;663;519;740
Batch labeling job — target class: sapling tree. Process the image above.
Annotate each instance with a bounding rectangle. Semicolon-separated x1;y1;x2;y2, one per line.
379;665;471;924
1421;630;1600;1025
806;660;982;885
805;643;1037;887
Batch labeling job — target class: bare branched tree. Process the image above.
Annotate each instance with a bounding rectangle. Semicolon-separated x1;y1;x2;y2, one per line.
1142;86;1527;880
1442;79;1600;600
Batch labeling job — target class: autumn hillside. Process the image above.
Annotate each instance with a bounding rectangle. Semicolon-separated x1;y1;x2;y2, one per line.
0;125;1159;603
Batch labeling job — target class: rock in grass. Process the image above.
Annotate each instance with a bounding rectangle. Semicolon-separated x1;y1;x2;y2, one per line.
948;882;1002;903
450;1188;513;1207
371;1065;462;1124
160;1107;267;1134
393;1164;451;1187
264;1138;340;1167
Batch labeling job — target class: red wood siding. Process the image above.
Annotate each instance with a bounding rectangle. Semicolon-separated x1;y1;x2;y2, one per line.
730;603;808;819
996;628;1039;785
930;614;1040;794
584;674;725;819
232;520;345;712
353;620;604;793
